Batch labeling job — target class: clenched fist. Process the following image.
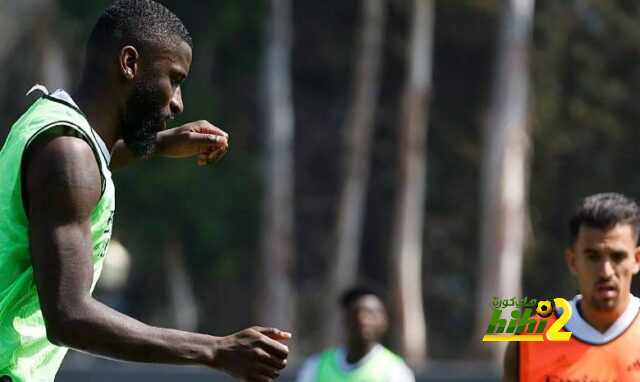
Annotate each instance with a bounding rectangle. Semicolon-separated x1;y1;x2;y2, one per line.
155;120;229;165
208;326;292;382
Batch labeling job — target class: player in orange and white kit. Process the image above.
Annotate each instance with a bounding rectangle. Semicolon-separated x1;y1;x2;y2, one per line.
504;193;640;381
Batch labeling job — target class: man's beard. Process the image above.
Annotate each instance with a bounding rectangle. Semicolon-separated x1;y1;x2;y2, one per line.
122;80;172;159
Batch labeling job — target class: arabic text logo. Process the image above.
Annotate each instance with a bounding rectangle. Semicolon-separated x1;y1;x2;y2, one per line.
482;297;572;342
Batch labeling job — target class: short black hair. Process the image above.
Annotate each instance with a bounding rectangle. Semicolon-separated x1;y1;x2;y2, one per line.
339;283;388;310
87;0;192;60
569;193;640;243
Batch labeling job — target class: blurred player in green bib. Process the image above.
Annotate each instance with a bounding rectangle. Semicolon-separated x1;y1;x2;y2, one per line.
0;1;291;381
296;286;415;382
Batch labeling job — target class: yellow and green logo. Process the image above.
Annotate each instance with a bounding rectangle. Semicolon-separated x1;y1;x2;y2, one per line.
482;297;573;342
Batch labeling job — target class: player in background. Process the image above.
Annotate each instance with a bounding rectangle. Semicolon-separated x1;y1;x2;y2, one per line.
504;193;640;381
0;1;290;381
296;285;415;382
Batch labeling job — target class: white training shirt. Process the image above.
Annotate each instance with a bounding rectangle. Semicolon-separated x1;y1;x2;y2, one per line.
557;294;640;344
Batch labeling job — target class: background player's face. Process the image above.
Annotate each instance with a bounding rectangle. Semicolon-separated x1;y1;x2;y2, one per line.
122;41;192;158
344;294;388;346
566;223;640;312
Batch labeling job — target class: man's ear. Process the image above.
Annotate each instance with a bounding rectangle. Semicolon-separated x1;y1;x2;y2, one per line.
633;246;640;275
119;46;139;80
565;248;578;276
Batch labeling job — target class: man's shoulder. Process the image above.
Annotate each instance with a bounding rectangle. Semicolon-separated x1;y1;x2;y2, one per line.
377;346;415;381
24;134;102;214
377;345;406;363
310;347;339;361
26;134;99;175
296;351;323;382
302;350;325;363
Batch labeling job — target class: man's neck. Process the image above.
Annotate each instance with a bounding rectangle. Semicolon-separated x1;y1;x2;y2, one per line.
345;341;377;365
72;77;121;151
578;294;630;333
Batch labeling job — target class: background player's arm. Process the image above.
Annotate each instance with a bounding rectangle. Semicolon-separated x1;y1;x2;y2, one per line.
503;342;518;382
109;120;229;170
24;135;288;381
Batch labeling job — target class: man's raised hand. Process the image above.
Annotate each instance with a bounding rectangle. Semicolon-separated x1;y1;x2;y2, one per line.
155;120;229;165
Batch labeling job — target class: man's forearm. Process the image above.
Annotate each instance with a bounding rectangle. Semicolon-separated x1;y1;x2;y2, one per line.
109;123;230;170
47;297;216;366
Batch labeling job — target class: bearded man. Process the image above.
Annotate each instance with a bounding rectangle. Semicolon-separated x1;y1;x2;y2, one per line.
0;1;290;381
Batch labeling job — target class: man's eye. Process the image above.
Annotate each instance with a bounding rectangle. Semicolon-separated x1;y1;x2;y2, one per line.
612;252;627;262
586;253;598;261
172;76;185;87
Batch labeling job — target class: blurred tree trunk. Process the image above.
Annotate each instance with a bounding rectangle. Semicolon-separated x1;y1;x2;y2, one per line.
473;0;534;362
0;0;51;145
324;0;387;345
0;0;50;63
164;232;199;332
390;0;434;371
257;0;295;333
39;2;69;90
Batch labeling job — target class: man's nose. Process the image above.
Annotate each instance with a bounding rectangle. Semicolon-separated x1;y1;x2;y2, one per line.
599;259;615;278
170;87;184;116
357;311;371;324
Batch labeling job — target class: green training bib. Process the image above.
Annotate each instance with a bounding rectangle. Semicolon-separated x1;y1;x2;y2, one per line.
315;347;404;382
0;94;115;382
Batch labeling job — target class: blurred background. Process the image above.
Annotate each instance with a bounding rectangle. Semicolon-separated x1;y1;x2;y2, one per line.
2;0;640;380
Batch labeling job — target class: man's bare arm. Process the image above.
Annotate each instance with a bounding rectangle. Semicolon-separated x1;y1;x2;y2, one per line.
24;135;287;381
503;342;518;382
109;120;229;170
